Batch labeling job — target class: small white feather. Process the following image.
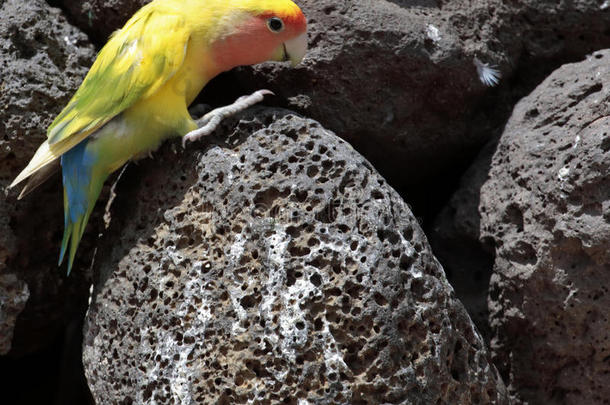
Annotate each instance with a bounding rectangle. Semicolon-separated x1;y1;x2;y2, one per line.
474;57;501;87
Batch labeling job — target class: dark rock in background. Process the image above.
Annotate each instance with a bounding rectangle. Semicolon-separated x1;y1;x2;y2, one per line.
0;0;94;177
428;139;497;342
235;0;610;190
0;274;29;354
49;0;150;44
0;0;95;403
0;0;95;355
480;51;610;404
236;0;504;190
84;109;508;404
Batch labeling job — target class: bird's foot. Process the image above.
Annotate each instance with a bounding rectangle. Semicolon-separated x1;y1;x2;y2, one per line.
182;89;274;147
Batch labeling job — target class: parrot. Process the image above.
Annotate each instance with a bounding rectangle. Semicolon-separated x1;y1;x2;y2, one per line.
9;0;308;274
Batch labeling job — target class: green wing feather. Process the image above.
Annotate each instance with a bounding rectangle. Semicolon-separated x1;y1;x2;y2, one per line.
48;7;190;145
10;5;191;188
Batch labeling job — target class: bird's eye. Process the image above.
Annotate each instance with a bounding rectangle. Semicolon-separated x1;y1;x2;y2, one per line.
267;17;284;33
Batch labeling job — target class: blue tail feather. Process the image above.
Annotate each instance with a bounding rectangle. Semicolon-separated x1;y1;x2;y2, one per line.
59;140;96;274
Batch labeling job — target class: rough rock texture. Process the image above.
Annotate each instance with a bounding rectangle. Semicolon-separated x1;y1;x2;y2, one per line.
480;50;610;404
54;0;610;189
51;0;150;44
0;274;29;354
84;109;507;404
234;0;610;188
0;0;95;355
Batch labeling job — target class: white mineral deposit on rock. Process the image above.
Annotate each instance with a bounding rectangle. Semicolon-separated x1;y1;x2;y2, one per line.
573;135;581;149
426;24;441;43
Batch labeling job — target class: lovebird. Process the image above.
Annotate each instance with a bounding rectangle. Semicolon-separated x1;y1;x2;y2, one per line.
10;0;307;274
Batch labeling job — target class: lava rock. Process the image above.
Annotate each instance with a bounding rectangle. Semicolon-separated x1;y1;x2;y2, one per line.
0;274;29;354
480;50;610;404
234;0;610;188
0;0;95;354
0;0;94;171
83;109;508;404
52;0;150;44
236;0;509;188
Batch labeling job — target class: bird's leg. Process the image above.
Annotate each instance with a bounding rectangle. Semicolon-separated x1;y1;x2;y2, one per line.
182;89;274;147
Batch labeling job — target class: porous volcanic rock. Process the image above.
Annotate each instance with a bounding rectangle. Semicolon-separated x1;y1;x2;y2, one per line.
234;0;610;187
51;0;150;44
236;0;509;188
0;0;95;354
480;50;610;404
0;274;29;354
84;109;508;404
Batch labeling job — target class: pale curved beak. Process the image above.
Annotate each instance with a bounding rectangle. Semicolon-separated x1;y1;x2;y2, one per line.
283;32;308;67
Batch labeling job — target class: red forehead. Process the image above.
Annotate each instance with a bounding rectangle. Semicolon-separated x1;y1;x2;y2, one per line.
260;9;307;34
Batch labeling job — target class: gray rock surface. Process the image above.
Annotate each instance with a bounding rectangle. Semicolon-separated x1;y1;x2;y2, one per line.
84;109;508;404
54;0;150;44
235;0;610;187
0;0;95;354
0;274;29;354
480;50;610;404
236;0;509;188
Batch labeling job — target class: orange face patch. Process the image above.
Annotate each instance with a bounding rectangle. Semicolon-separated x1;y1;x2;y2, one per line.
210;8;306;72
